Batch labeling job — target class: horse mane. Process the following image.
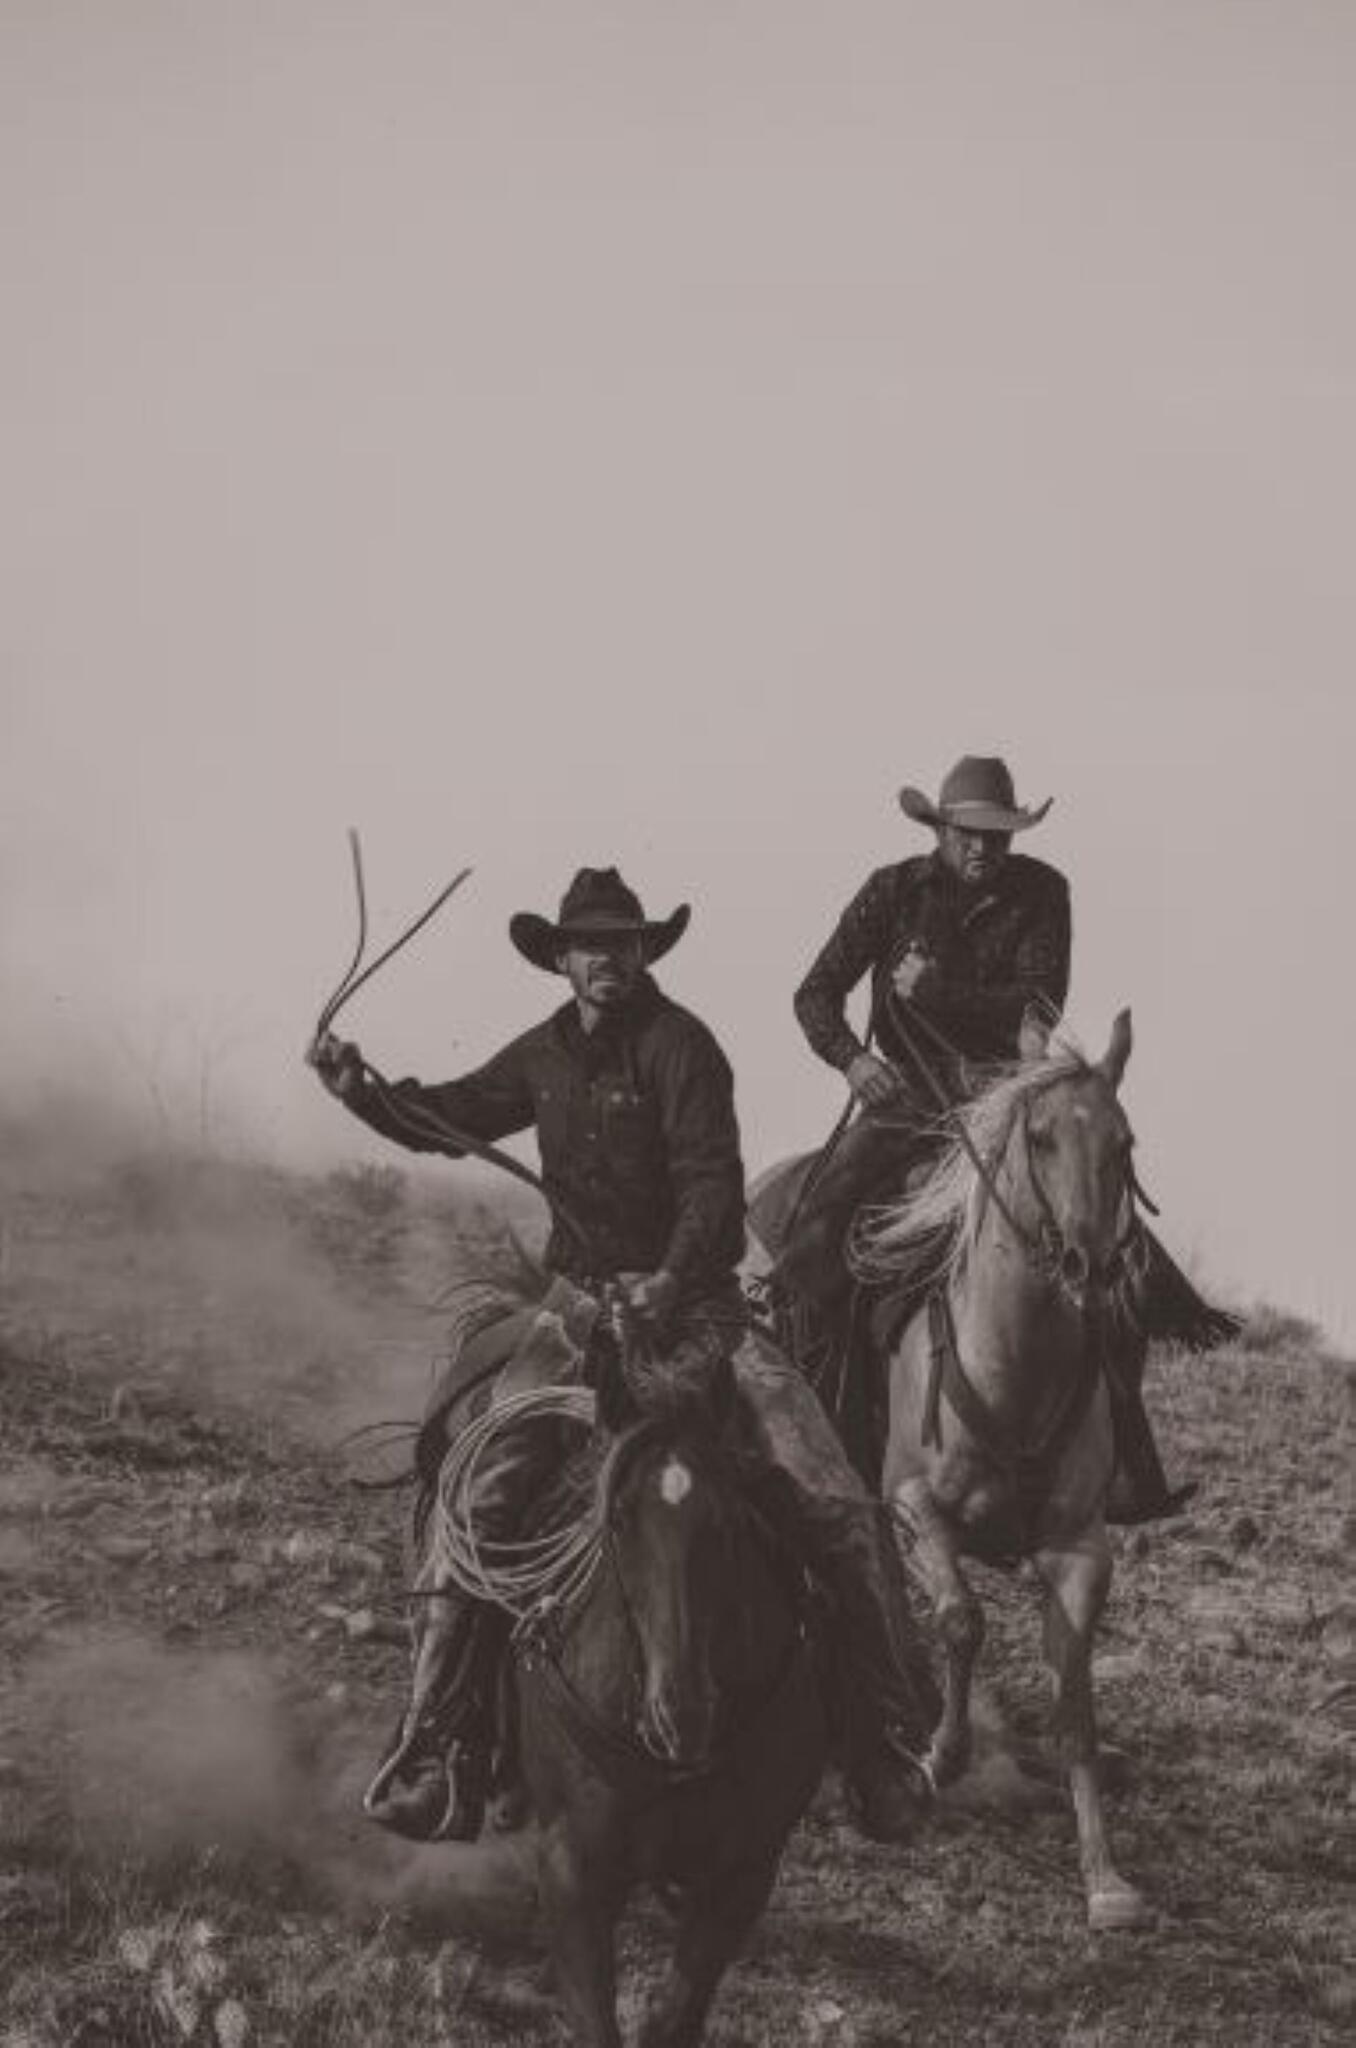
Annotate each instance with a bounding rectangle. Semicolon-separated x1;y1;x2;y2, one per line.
850;1042;1091;1286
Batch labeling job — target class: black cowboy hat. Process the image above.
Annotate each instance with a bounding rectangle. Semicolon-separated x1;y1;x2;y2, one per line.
509;867;691;974
898;754;1052;835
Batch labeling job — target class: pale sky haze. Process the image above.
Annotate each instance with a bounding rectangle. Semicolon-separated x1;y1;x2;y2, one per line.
3;3;1354;1335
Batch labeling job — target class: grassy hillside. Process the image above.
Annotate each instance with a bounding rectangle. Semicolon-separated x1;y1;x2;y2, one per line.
0;1145;1352;2046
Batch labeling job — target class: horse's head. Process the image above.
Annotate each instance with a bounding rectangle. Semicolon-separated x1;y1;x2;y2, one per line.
1013;1009;1138;1307
596;1339;753;1770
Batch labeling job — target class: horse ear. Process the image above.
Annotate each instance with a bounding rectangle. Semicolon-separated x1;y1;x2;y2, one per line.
1098;1008;1133;1090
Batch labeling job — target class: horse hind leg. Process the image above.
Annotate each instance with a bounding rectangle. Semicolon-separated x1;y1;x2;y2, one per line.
637;1855;780;2048
891;1481;982;1787
1033;1535;1152;1933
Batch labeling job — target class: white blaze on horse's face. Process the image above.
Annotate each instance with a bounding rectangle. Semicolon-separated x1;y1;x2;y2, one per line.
658;1457;693;1508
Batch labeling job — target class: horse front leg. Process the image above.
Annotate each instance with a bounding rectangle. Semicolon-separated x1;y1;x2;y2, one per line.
536;1819;625;2048
638;1855;781;2048
1033;1531;1151;1932
890;1477;982;1786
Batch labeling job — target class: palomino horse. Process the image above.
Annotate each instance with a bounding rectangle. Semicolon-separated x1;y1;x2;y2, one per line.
425;1322;829;2048
751;1012;1154;1931
856;1011;1152;1931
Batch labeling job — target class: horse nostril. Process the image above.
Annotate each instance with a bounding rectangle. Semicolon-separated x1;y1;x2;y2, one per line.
1060;1244;1090;1291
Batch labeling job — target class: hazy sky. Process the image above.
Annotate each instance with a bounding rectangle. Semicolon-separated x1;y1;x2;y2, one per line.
3;3;1354;1333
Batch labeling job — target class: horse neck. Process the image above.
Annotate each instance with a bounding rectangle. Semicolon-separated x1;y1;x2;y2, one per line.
948;1192;1087;1417
558;1558;638;1718
558;1474;793;1714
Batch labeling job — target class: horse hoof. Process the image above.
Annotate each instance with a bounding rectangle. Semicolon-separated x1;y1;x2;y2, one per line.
489;1786;529;1833
1097;1745;1134;1795
926;1740;969;1790
1087;1884;1151;1932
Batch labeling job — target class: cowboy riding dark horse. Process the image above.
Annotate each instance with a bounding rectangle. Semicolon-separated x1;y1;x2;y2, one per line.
760;754;1238;1522
310;865;938;1845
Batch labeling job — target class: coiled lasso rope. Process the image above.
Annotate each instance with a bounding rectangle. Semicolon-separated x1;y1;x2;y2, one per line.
428;1384;603;1633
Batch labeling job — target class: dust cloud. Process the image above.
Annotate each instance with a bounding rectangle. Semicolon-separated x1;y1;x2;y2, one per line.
4;1627;536;1936
0;1083;545;1449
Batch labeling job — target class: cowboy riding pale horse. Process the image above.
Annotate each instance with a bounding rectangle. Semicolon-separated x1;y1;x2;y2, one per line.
863;1010;1154;1929
757;1011;1156;1931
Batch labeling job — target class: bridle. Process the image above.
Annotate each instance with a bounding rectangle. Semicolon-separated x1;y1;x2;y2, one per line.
892;1005;1149;1518
1007;1086;1141;1308
885;994;1144;1312
518;1417;812;1788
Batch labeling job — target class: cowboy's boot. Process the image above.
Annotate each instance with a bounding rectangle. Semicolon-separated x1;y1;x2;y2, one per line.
1103;1355;1196;1526
808;1498;940;1840
735;1339;939;1841
363;1593;501;1842
367;1351;577;1840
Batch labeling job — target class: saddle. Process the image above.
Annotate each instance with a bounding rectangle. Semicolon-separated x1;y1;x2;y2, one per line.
413;1307;543;1495
763;1270;928;1493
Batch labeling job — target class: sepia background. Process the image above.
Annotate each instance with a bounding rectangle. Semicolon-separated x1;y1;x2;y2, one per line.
3;0;1354;1334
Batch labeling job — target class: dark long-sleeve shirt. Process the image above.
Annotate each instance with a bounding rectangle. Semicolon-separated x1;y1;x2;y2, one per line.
341;976;746;1296
794;852;1071;1071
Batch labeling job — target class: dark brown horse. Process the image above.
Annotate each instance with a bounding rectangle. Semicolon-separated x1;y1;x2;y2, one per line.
506;1342;830;2048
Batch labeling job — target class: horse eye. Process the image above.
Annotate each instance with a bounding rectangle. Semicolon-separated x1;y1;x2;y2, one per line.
1030;1125;1056;1152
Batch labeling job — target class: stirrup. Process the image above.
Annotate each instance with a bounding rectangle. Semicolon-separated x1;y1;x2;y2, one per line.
844;1747;934;1844
363;1721;490;1843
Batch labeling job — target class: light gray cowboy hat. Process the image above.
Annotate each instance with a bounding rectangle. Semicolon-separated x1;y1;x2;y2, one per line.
898;755;1052;835
509;866;691;974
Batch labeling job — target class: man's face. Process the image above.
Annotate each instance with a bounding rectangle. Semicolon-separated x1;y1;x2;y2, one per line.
558;931;646;1010
937;821;1013;888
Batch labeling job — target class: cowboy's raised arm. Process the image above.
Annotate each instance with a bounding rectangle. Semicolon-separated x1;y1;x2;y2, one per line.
915;870;1071;1045
314;1033;536;1157
793;866;901;1072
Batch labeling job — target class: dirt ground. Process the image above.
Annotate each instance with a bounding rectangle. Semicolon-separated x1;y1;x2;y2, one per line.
0;1151;1352;2046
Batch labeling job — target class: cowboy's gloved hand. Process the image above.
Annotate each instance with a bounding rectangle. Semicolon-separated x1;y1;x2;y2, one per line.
846;1053;904;1109
891;945;936;1002
620;1268;680;1328
307;1032;366;1101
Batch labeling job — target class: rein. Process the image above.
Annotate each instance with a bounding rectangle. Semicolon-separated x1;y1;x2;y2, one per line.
889;1001;1140;1516
1017;1104;1140;1298
884;995;1052;1270
884;995;1140;1306
517;1608;815;1792
512;1412;813;1791
517;1483;814;1791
